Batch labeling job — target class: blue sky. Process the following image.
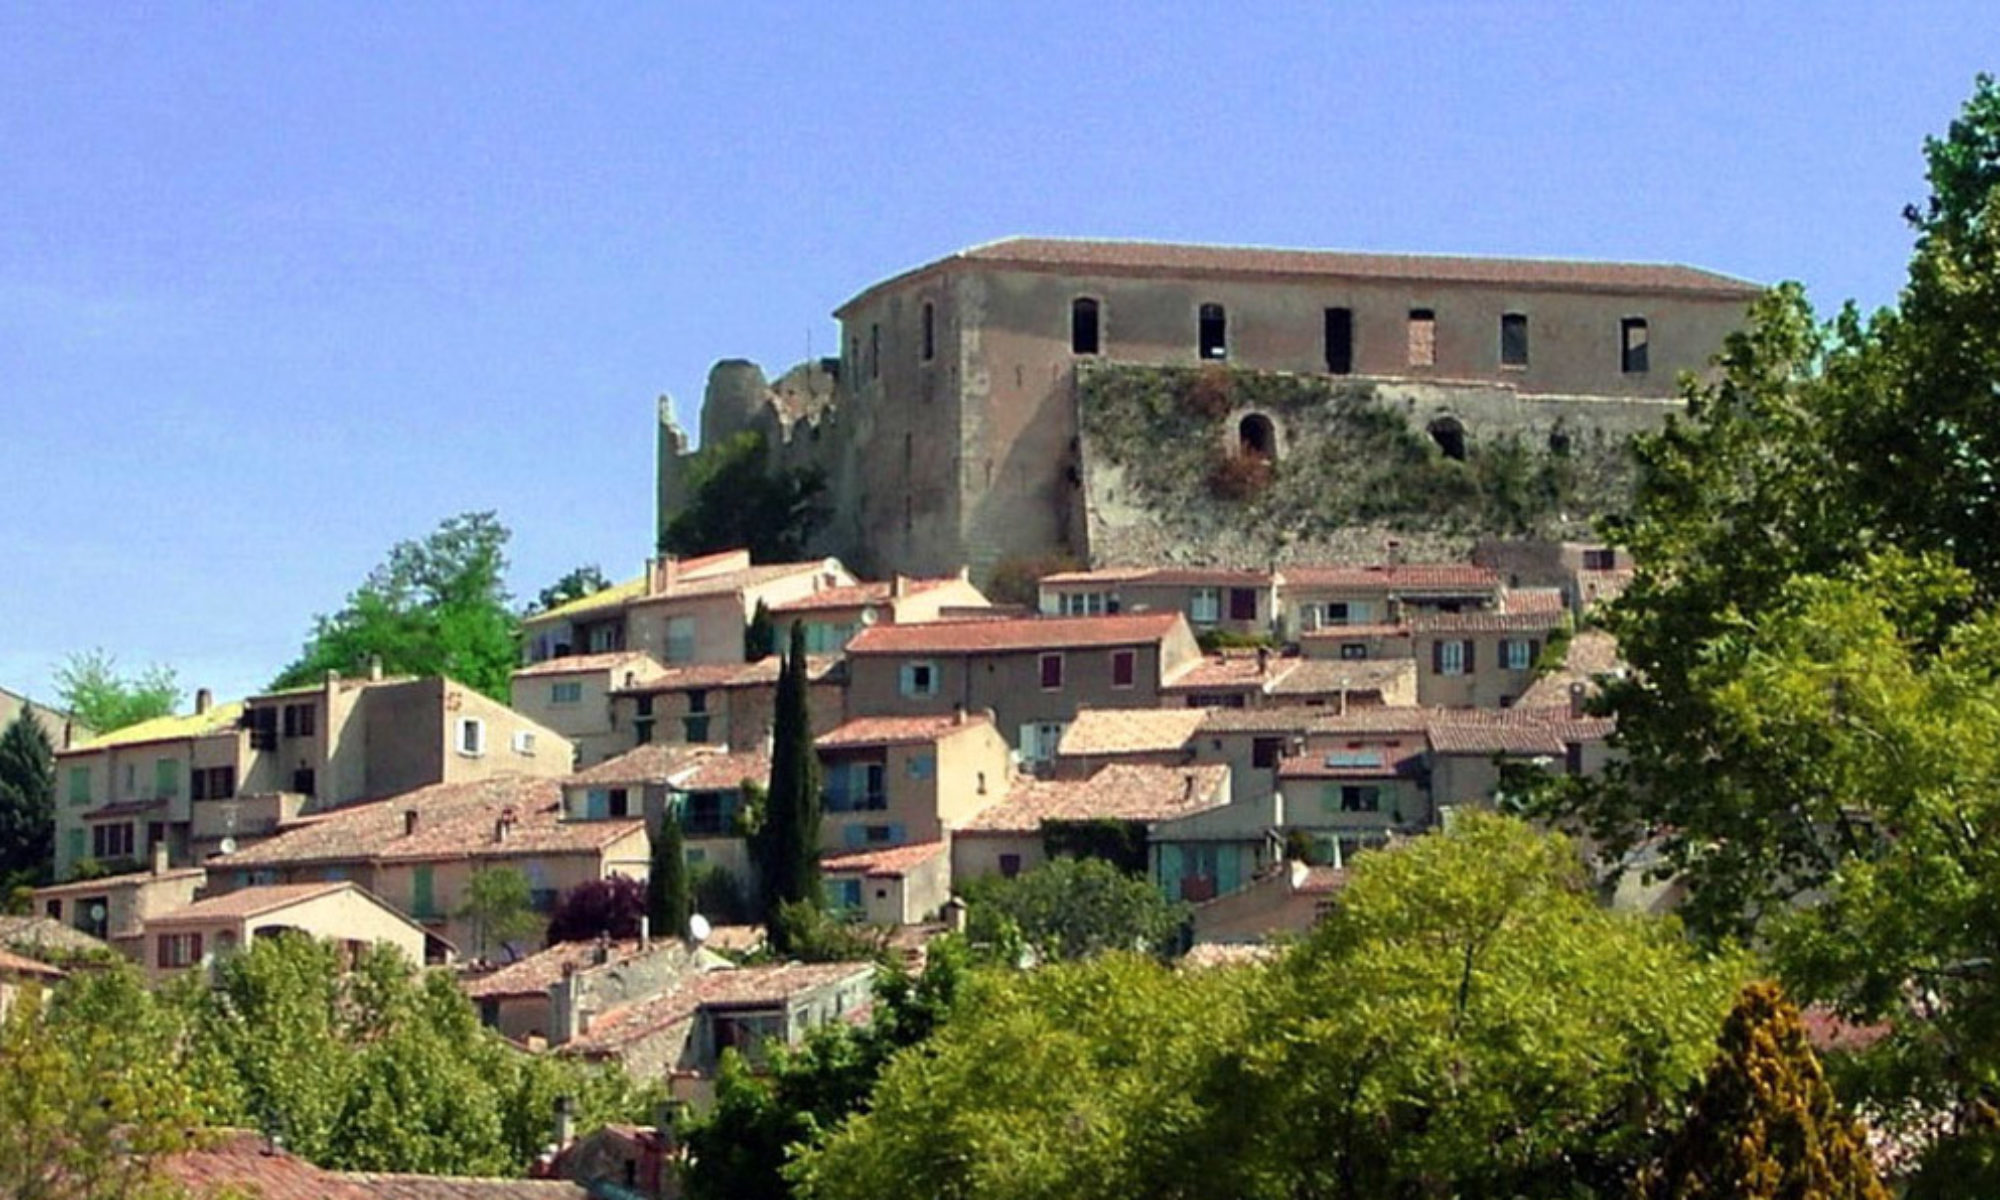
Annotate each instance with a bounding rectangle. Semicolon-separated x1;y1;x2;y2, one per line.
3;3;1996;708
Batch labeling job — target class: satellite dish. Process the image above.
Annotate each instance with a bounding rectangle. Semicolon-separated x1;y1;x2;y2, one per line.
88;903;106;922
859;606;880;626
688;913;712;944
218;837;238;855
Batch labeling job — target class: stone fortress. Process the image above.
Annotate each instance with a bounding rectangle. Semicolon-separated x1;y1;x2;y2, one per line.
659;237;1761;579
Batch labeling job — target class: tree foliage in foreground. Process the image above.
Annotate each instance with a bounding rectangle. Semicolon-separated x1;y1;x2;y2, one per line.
271;511;519;701
661;431;827;562
1536;76;2000;1174
54;649;180;735
961;854;1189;963
798;816;1747;1200
1640;981;1887;1200
455;866;541;962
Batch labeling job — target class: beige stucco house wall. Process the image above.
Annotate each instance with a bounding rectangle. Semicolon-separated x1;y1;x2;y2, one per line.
142;882;429;977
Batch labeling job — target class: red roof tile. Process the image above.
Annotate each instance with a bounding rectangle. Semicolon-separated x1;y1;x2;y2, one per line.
1501;588;1569;615
1057;708;1207;756
1298;623;1413;641
163;1130;379;1200
1278;750;1424;780
769;576;962;614
462;938;650;1000
510;651;663;679
146;882;354;925
959;763;1229;832
673;750;771;793
1162;655;1293;692
846;612;1184;655
1413;609;1567;634
816;713;992;749
1266;659;1413;697
821;840;948;878
211;776;642;868
0;946;64;978
1044;566;1273;586
568;743;720;787
564;961;875;1055
841;238;1761;315
1284;563;1502;591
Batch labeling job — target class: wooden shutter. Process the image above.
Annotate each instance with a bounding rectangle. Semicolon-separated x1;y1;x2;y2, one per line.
1528;639;1541;668
1431;640;1445;674
1464;640;1475;673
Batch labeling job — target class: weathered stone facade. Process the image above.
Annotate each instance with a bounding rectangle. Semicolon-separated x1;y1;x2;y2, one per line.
659;237;1760;577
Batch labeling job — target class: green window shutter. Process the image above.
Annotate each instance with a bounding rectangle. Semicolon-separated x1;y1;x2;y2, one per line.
69;767;91;806
412;866;435;919
155;759;179;798
66;828;85;865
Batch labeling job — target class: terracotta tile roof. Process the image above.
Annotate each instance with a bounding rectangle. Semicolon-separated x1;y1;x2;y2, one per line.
336;1175;589;1198
564;961;875;1055
721;654;844;687
1425;712;1614;756
1298;622;1413;641
1413;609;1567;634
0;914;112;956
1278;750;1424;780
1515;631;1626;711
0;945;64;978
1297;865;1350;895
821;840;948;878
769;576;964;614
1162;655;1294;693
145;882;352;925
672;749;771;793
630;560;842;605
846;612;1185;656
1308;707;1439;735
210;776;642;868
461;938;650;1000
1044;566;1273;586
1057;708;1206;756
613;655;843;695
34;866;208;896
1282;563;1502;591
511;651;664;679
816;713;990;749
958;763;1229;832
1265;659;1414;697
67;701;246;752
164;1130;381;1200
1564;629;1624;675
1501;588;1569;615
568;743;720;787
1196;706;1337;735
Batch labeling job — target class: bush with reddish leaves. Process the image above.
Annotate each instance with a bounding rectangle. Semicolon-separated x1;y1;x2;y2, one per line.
546;875;648;944
1207;450;1273;501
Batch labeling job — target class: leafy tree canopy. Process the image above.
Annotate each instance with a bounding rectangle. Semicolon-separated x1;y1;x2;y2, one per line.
662;432;827;562
455;867;541;962
271;511;519;701
53;649;180;735
546;876;648;944
528;564;611;616
961;854;1188;963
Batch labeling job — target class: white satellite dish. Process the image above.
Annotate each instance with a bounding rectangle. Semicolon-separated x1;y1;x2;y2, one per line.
218;837;238;855
688;913;712;944
859;606;879;626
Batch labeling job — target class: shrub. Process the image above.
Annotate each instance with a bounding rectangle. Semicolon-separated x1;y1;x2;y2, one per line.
1186;363;1235;420
1206;450;1273;501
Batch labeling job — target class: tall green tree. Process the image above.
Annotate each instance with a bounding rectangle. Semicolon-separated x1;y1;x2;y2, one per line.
0;710;56;889
661;432;828;562
53;649;180;735
649;813;691;940
1640;981;1887;1200
754;623;822;946
455;867;541;962
272;511;519;701
744;598;776;660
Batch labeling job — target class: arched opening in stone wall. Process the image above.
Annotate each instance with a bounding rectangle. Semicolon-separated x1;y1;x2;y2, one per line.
1239;413;1277;461
1428;416;1467;462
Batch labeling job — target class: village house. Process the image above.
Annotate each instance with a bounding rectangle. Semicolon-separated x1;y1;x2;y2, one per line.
843;611;1203;766
462;935;726;1046
821;840;954;925
140;881;431;977
768;569;992;654
1279;562;1504;639
51;671;572;880
202;775;648;954
518;549;856;666
1160;651;1418;709
1474;538;1637;618
814;711;1013;854
1191;858;1349;944
563;743;771;891
1412;608;1568;708
606;654;846;756
510;650;669;768
1037;566;1279;639
32;845;205;956
0;945;64;1019
1052;707;1209;777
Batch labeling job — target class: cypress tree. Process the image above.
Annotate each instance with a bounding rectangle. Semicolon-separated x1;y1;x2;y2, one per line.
650;811;692;939
744;599;776;660
0;710;55;887
758;621;823;945
1640;980;1888;1200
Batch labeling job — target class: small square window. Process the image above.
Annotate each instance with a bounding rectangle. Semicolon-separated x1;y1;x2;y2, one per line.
1039;653;1064;690
457;717;486;757
1111;649;1136;689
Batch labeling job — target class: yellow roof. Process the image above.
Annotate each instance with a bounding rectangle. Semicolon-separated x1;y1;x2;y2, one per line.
523;574;647;625
71;701;245;752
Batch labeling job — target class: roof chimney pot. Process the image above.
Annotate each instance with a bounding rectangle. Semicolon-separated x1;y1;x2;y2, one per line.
195;688;213;715
404;809;420;837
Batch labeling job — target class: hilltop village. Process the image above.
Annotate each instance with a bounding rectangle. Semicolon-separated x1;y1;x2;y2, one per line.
17;213;1973;1198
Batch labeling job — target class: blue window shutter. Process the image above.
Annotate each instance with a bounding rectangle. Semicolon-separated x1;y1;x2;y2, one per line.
845;824;867;848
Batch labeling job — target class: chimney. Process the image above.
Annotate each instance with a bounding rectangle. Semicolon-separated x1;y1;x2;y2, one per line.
494;816;510;844
404;809;420;837
1256;646;1271;676
151;839;170;876
1569;682;1588;720
943;894;968;934
953;705;967;726
553;1095;576;1151
195;688;213;715
655;554;681;594
368;654;384;682
1183;773;1196;802
891;574;908;599
639;915;651;950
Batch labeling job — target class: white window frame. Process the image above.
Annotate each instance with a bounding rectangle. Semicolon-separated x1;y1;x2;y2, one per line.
1059;591;1106;616
511;730;537;756
1189;588;1220;624
457;717;487;757
1503;639;1533;671
1439;640;1468;677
